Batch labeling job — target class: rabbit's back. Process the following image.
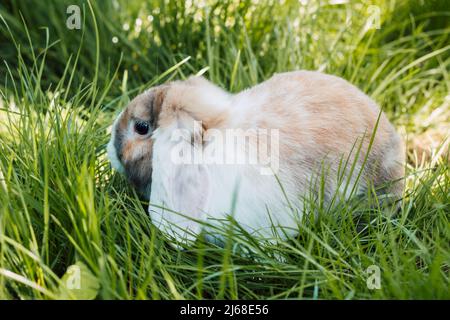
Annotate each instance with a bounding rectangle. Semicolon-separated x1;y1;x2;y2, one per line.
232;71;404;201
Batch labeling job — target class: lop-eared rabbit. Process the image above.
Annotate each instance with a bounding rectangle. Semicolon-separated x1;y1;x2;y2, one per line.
108;71;404;246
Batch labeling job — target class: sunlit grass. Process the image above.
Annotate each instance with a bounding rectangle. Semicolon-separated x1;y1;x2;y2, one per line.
0;0;448;299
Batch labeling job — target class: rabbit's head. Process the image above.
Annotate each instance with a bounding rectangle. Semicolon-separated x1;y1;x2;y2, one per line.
107;76;232;244
107;86;167;198
107;76;230;197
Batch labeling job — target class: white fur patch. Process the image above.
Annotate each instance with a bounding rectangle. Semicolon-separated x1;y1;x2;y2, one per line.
107;112;125;174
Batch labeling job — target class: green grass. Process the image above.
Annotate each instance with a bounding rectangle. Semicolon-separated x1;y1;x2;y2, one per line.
0;0;449;299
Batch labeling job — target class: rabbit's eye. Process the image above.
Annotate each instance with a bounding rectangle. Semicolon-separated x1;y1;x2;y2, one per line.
134;121;150;135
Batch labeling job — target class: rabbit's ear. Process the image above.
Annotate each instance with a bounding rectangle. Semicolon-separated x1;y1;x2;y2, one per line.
149;128;210;247
149;85;167;127
171;162;210;229
150;164;210;246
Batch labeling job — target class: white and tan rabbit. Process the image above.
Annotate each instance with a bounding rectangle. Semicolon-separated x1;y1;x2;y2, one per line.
107;71;405;246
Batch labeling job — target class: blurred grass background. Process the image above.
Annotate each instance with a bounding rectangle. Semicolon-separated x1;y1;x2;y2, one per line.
0;0;448;299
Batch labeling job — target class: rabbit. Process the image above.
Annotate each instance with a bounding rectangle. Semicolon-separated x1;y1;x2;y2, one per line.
107;71;405;246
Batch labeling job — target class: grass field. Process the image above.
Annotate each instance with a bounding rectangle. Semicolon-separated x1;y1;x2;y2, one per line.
0;0;449;299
